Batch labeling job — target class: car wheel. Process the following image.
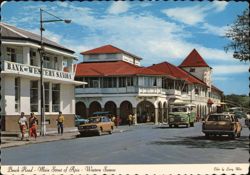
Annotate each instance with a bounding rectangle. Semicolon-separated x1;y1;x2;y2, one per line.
229;133;235;139
109;126;113;134
186;124;189;128
205;133;209;138
80;132;85;137
98;128;102;136
169;125;173;128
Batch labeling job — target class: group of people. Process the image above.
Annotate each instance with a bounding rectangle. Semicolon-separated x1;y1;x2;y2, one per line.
18;112;38;140
18;111;65;141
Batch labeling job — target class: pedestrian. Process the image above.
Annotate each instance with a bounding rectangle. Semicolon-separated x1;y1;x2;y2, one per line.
132;114;135;125
115;115;120;128
29;112;38;140
56;111;64;135
112;115;116;123
18;112;28;140
128;114;132;126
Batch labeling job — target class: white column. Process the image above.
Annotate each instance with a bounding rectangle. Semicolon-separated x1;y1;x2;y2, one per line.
20;78;30;113
23;47;30;65
155;108;158;124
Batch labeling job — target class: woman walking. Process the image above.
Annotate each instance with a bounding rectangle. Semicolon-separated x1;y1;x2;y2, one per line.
29;112;38;140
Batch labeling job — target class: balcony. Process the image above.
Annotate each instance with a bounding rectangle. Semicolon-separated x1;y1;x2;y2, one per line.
2;60;74;82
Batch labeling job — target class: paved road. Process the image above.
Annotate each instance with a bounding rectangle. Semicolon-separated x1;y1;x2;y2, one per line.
2;123;249;165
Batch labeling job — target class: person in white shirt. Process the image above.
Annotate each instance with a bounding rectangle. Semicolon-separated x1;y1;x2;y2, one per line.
18;112;28;140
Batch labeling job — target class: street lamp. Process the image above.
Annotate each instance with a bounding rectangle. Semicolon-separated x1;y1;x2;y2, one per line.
39;8;71;136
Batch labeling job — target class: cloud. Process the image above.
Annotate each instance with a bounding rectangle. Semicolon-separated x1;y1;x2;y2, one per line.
162;5;207;25
162;2;228;26
201;23;229;36
212;65;249;75
107;1;130;15
5;2;235;65
212;1;228;12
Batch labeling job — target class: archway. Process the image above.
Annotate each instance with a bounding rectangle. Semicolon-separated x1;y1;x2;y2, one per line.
75;102;87;118
137;101;155;123
104;101;117;116
89;101;102;116
120;101;133;125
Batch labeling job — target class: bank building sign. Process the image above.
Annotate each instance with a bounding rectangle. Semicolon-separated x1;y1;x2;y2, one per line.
3;61;73;80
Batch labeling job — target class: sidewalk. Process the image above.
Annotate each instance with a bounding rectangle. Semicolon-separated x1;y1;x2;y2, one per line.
1;125;130;149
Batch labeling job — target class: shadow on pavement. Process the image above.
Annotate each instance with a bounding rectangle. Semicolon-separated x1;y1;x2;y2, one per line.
154;126;188;129
150;136;249;150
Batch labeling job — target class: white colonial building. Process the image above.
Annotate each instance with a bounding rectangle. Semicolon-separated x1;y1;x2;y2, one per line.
0;22;82;131
75;45;223;124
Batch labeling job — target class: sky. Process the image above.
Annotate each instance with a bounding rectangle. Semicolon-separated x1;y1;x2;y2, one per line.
1;1;249;95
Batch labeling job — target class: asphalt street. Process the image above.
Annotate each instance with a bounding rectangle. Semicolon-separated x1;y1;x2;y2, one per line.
2;122;249;165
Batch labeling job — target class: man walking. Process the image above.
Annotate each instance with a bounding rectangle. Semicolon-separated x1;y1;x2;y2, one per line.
18;112;28;140
57;111;64;135
128;114;133;127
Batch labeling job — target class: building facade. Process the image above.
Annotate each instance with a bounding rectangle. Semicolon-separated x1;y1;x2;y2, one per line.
0;23;82;131
75;45;223;124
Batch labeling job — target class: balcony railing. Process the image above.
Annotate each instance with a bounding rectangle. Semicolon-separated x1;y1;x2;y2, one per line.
2;60;74;81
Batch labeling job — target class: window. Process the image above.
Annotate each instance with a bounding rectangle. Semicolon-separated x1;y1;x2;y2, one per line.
195;88;199;95
144;77;150;87
119;77;126;87
166;78;174;89
182;84;188;93
7;47;16;62
44;82;50;112
30;81;38;112
102;77;117;88
54;57;59;70
127;77;134;86
15;78;20;112
85;77;99;88
30;50;37;66
190;68;195;72
52;84;60;112
153;77;157;86
44;56;51;69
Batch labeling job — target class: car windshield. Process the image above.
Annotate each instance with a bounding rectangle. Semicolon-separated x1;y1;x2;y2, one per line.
88;117;101;123
208;115;231;121
172;107;187;112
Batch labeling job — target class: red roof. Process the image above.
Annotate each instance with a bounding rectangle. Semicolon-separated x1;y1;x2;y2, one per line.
80;45;142;60
179;49;210;68
75;61;163;77
149;62;207;86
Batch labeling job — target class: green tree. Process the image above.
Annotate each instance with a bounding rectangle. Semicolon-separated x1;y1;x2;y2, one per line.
224;8;249;62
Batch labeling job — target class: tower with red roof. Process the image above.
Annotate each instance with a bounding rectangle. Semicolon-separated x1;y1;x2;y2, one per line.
179;49;212;89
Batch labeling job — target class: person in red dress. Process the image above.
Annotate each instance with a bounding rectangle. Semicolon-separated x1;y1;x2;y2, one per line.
29;112;38;140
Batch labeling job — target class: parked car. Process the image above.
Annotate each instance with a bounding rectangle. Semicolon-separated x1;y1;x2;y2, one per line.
75;115;89;127
202;113;242;139
78;116;114;136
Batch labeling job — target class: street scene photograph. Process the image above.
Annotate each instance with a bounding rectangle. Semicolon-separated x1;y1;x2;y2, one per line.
1;1;249;175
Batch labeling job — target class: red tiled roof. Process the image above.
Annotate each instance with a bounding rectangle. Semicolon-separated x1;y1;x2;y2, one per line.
80;45;142;60
75;61;164;77
179;49;210;68
148;62;207;86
